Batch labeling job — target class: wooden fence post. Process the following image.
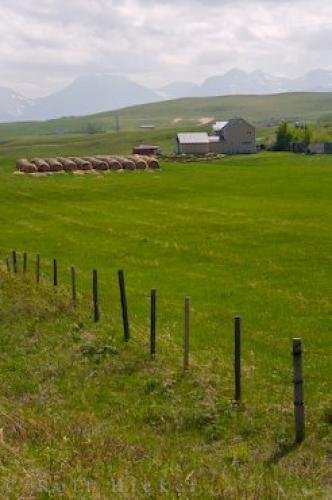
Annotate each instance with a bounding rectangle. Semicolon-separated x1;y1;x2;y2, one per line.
71;266;77;307
93;269;100;322
184;296;190;370
150;289;157;359
36;254;40;284
12;250;18;274
234;316;242;402
23;252;28;274
53;259;58;287
118;270;130;342
293;338;305;443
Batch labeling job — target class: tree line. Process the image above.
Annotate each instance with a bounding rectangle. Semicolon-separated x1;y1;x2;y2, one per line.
274;121;332;151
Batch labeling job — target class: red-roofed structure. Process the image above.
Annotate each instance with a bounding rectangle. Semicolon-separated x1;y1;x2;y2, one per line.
133;144;161;156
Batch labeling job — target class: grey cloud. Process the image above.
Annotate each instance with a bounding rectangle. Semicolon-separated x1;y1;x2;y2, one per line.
296;28;332;52
0;0;331;96
193;50;238;67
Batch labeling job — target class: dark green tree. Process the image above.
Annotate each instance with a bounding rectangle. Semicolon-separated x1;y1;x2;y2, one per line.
275;121;294;151
303;124;312;146
85;122;104;135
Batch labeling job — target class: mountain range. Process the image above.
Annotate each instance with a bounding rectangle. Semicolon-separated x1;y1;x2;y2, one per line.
158;69;332;98
1;68;332;123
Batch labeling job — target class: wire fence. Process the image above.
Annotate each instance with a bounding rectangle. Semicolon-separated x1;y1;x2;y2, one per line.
1;248;331;443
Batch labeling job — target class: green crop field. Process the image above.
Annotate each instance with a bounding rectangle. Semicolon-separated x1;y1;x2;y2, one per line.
0;137;331;497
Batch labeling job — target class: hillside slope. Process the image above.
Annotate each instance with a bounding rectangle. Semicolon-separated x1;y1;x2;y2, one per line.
0;92;332;139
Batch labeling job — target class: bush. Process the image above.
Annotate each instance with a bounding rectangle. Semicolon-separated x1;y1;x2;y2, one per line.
84;122;104;135
274;121;332;150
274;122;294;151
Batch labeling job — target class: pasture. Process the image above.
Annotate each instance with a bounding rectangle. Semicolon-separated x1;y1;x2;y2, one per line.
0;144;331;497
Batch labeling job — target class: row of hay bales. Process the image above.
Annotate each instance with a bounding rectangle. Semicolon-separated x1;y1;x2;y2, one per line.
16;155;160;173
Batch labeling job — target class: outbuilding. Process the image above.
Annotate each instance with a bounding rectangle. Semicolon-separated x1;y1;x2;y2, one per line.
307;142;332;154
291;142;332;154
132;144;161;156
176;133;210;155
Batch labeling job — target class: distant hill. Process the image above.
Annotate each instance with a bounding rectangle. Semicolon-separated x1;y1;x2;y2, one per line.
0;86;33;122
197;69;289;96
27;75;160;121
0;92;332;139
0;75;160;123
157;81;201;99
287;69;332;92
161;69;332;99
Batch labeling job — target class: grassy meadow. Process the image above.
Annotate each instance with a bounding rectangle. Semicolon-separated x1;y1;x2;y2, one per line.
0;134;331;497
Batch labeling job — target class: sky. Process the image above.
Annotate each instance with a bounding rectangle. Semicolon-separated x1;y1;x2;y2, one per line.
0;0;331;97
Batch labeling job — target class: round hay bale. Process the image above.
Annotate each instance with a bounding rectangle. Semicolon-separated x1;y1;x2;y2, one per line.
83;157;108;171
57;157;77;171
31;158;50;173
69;157;92;171
115;156;136;170
16;159;37;173
46;158;63;172
143;156;160;169
95;155;119;170
130;155;148;170
102;156;122;170
123;159;136;170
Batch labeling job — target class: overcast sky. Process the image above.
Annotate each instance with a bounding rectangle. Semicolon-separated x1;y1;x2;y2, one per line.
0;0;331;97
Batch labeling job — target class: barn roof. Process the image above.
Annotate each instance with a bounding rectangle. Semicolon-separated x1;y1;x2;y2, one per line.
177;133;209;144
208;136;220;143
134;144;160;149
213;118;254;132
212;121;229;132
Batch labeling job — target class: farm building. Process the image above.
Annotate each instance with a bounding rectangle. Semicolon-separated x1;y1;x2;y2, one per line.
211;118;256;154
175;118;256;155
307;143;332;154
176;133;210;155
139;125;156;130
290;142;332;154
132;144;161;156
290;142;307;154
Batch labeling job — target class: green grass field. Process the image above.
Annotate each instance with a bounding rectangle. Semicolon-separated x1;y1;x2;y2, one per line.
0;141;331;497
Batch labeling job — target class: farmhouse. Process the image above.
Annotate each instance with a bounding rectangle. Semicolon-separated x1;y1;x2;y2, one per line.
176;118;256;155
